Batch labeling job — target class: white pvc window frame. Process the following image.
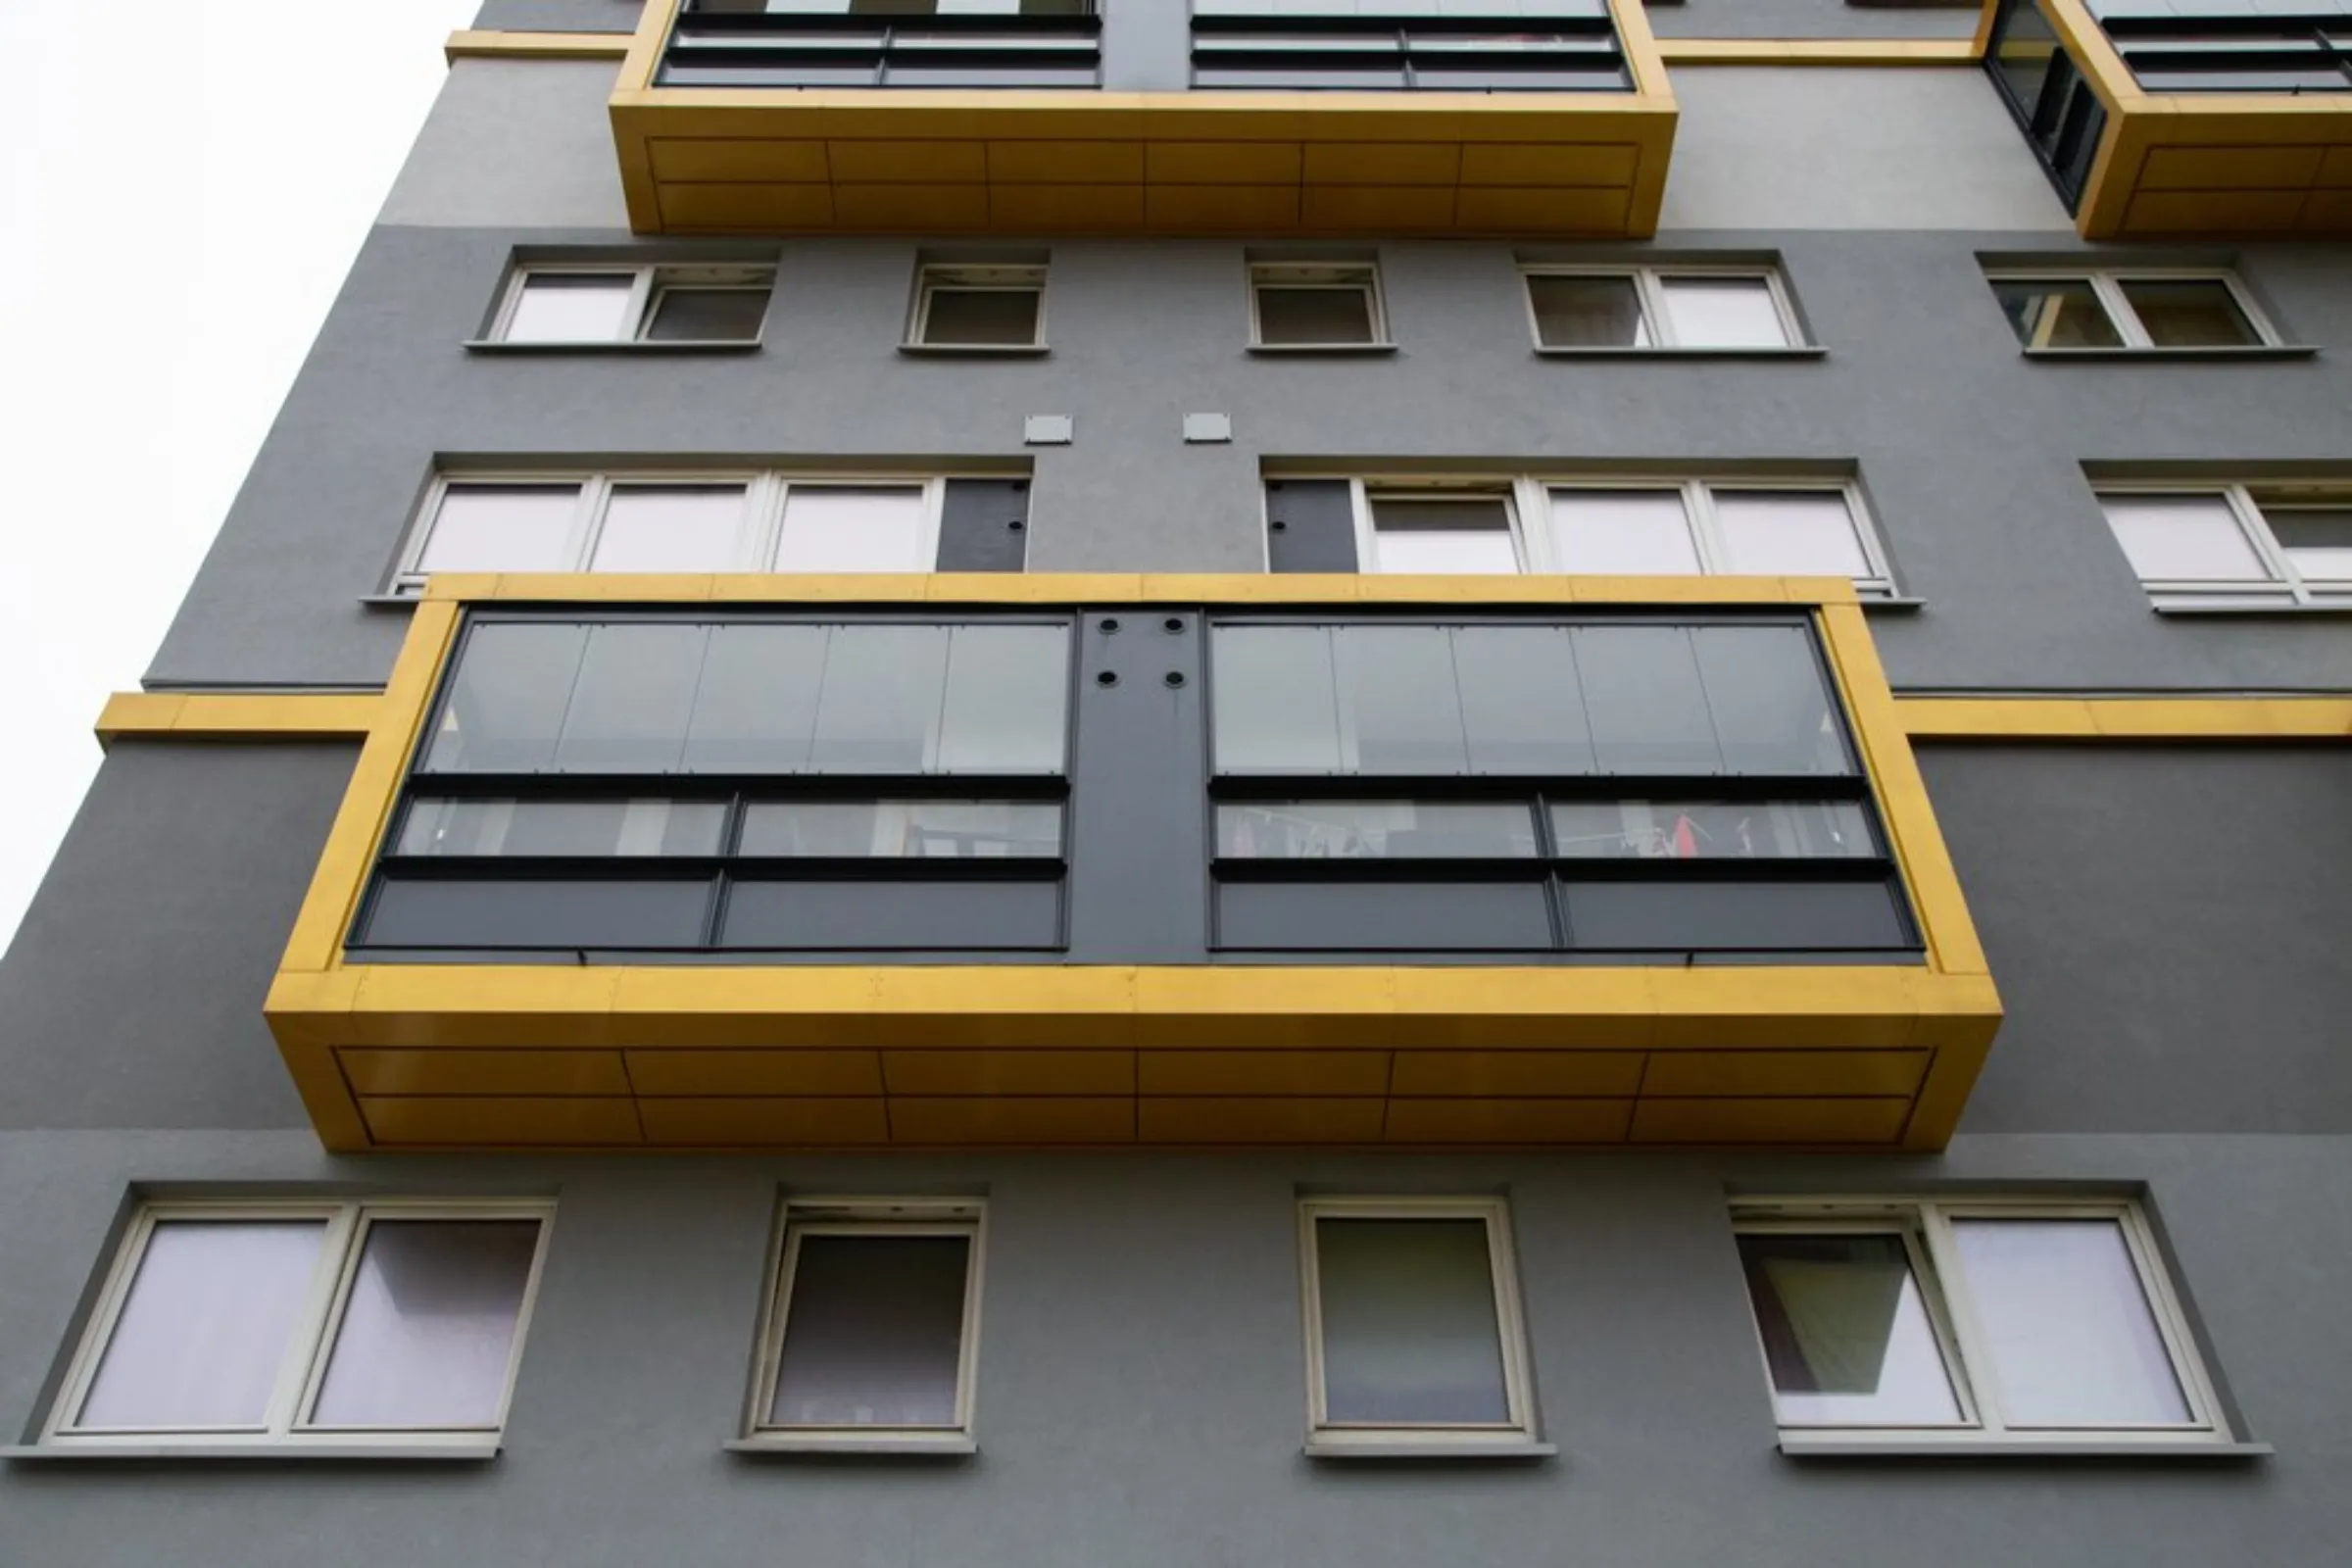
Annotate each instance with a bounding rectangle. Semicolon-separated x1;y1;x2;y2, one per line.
2096;481;2352;611
1346;475;1896;597
1248;261;1391;350
1297;1196;1541;1453
1518;263;1806;350
489;263;774;344
741;1199;987;1452
392;471;950;594
1984;268;2280;352
907;263;1049;349
1731;1197;2230;1451
42;1199;556;1452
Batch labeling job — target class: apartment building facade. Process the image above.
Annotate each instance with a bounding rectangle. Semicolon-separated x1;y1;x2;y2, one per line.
3;0;2350;1560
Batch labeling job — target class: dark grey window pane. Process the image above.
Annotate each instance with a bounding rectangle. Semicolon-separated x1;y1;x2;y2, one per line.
1692;625;1849;775
644;286;770;342
1527;273;1646;348
1196;67;1411;88
884;65;1102;86
1336;625;1471;773
740;801;1062;858
2265;504;2352;582
1737;1233;1965;1427
1453;626;1595;774
769;1234;970;1430
1992;0;2062;121
1413;66;1628;91
722;879;1061;949
361;878;712;950
1562;879;1909;951
921;287;1043;345
553;624;710;772
809;625;953;772
1256;285;1377;345
1216;802;1538;858
1216;880;1551;950
937;625;1070;772
423;622;590;773
1315;1217;1510;1425
1213;626;1344;772
1992;278;2123;349
1571;625;1721;774
397;798;728;857
682;624;829;773
1548;800;1875;859
2119;279;2260;347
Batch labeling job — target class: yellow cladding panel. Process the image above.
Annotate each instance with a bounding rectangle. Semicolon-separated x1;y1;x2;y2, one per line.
1301;143;1461;185
624;1049;886;1097
2127;189;2309;235
987;140;1146;183
883;1050;1136;1096
833;185;994;230
2298;189;2352;229
1139;1098;1388;1144
1138;1050;1392;1097
2137;144;2325;191
990;184;1149;231
2319;146;2352;185
892;1098;1137;1144
1144;185;1301;229
362;1097;645;1148
1641;1049;1932;1099
638;1098;891;1146
1629;1098;1913;1146
445;29;634;62
658;182;836;229
97;691;383;745
1386;1099;1636;1144
339;1048;630;1098
1390;1051;1646;1098
1302;185;1459;231
1145;142;1302;184
1457;143;1640;186
827;140;989;183
649;138;829;183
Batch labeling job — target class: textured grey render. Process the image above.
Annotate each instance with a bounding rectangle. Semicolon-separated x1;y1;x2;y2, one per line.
471;0;643;32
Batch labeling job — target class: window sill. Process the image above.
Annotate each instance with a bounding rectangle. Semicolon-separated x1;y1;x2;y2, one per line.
2150;599;2351;615
897;343;1051;358
1303;1438;1556;1462
1778;1435;2271;1461
461;339;762;355
3;1442;500;1464
1860;595;1927;612
1247;343;1398;357
1533;345;1827;361
360;593;423;608
2021;345;2318;363
725;1436;976;1458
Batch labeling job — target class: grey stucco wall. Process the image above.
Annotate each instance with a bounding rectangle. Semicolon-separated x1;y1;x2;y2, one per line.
471;0;642;33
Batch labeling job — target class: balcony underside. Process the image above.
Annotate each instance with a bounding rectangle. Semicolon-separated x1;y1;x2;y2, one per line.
2083;104;2352;238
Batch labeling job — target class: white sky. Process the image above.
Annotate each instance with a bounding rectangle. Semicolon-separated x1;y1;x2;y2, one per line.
0;0;481;956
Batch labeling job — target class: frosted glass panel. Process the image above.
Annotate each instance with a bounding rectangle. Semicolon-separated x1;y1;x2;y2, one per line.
1952;1219;2191;1427
1692;624;1850;775
681;624;828;773
506;274;634;342
2102;496;2268;581
1547;490;1700;575
418;486;581;575
1736;1233;1965;1428
1452;626;1594;774
1337;625;1470;773
1713;491;1871;580
1316;1217;1510;1425
1658;276;1789;347
774;487;929;572
589;486;749;572
808;625;953;771
1573;625;1720;773
770;1233;970;1428
311;1220;541;1429
77;1221;326;1430
552;624;709;772
936;625;1069;771
1213;627;1344;771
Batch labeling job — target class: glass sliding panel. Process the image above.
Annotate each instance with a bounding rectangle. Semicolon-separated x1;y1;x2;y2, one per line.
1549;800;1875;859
1950;1219;2191;1427
1212;626;1344;772
1546;490;1701;575
396;798;728;858
1256;286;1376;346
551;623;710;772
1692;624;1849;775
589;486;750;573
1711;492;1872;581
1527;274;1647;348
2262;506;2352;582
740;801;1062;858
1656;276;1790;348
1571;625;1720;774
1735;1233;1965;1428
1216;801;1538;858
505;274;635;342
417;485;582;576
643;286;769;342
2118;279;2259;348
2100;495;2270;582
681;624;829;773
1452;625;1595;774
308;1220;541;1430
808;624;953;771
75;1221;327;1430
768;1234;970;1429
1315;1217;1510;1425
922;288;1043;346
360;878;713;950
1336;624;1471;773
423;622;591;773
1990;278;2123;350
774;486;930;573
936;624;1070;772
1368;497;1521;575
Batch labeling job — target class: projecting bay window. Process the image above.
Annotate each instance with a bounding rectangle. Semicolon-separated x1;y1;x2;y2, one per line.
660;0;1103;89
1191;0;1631;91
1984;0;2110;212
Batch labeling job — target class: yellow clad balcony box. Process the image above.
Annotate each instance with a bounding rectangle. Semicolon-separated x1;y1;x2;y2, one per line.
609;0;1677;237
264;575;1999;1154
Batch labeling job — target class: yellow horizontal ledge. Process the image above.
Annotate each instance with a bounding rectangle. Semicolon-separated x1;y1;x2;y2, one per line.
96;691;384;747
446;29;632;63
1655;38;1979;67
1897;697;2352;741
420;570;1861;606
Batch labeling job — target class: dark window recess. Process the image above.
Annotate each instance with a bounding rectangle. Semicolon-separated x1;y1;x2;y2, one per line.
662;0;1102;88
2088;2;2352;95
1984;0;2111;212
1190;0;1630;91
937;478;1031;572
1265;479;1360;573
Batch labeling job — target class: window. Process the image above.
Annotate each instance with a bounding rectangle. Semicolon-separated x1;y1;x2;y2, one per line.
2086;5;2352;94
1732;1199;2232;1451
1523;266;1803;350
662;0;1103;89
744;1200;983;1451
490;265;772;345
43;1200;551;1453
1190;0;1631;92
908;263;1047;350
1987;270;2277;351
1299;1199;1540;1453
1250;262;1388;350
2098;483;2352;610
1984;0;2109;211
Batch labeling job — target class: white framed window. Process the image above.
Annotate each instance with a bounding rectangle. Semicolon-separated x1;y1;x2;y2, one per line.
1345;476;1895;596
394;472;947;593
1521;265;1804;350
2097;482;2352;611
742;1200;984;1452
42;1200;553;1453
1985;269;2278;352
1249;261;1389;350
907;264;1047;350
1298;1197;1541;1453
1732;1198;2233;1451
490;264;773;345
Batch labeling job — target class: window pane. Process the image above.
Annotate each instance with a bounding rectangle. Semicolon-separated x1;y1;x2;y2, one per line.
2119;278;2260;348
1735;1233;1965;1428
769;1233;970;1428
76;1221;326;1430
1549;800;1875;858
936;624;1070;772
309;1220;541;1430
1337;624;1471;773
416;485;581;575
2101;495;2270;582
1991;278;2124;350
1218;881;1551;951
396;798;727;858
681;624;828;772
1217;801;1537;858
1547;490;1701;575
588;486;749;572
741;801;1062;857
774;486;930;572
360;877;713;949
423;622;591;773
643;286;769;342
1657;276;1790;348
1951;1218;2191;1427
1572;625;1720;773
1692;624;1849;775
505;273;635;342
1712;491;1872;580
2264;506;2352;582
1368;497;1521;574
725;880;1060;949
552;623;710;772
808;624;953;771
1452;625;1595;773
1213;626;1344;771
921;287;1043;346
1315;1216;1510;1426
1526;274;1646;348
1256;285;1376;346
1564;879;1908;951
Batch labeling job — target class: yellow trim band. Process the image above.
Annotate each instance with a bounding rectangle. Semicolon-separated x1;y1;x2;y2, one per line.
420;570;1858;606
96;692;385;747
445;29;633;63
1654;39;1980;67
1897;696;2352;741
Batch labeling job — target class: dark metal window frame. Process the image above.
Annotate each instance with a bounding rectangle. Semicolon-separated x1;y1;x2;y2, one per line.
1984;0;2112;214
1188;5;1631;92
2094;10;2352;95
662;1;1104;89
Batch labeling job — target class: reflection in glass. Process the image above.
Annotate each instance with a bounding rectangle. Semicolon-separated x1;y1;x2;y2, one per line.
1213;626;1344;771
418;485;582;576
1992;278;2124;350
1951;1219;2191;1427
505;274;634;342
1572;625;1720;774
1527;274;1646;348
2118;279;2259;348
1453;626;1594;773
681;624;830;772
769;1234;971;1429
2266;506;2352;582
1255;286;1376;346
1338;625;1472;773
1546;489;1699;575
921;288;1043;346
1549;800;1872;858
424;622;591;772
1217;802;1537;858
589;485;749;572
644;286;769;342
552;623;709;772
1316;1217;1510;1425
310;1220;541;1429
1712;491;1870;580
1691;624;1849;775
1657;276;1788;348
936;625;1070;772
808;625;953;772
2100;495;2269;582
1736;1232;1966;1428
1367;497;1521;575
398;798;727;858
741;801;1062;858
